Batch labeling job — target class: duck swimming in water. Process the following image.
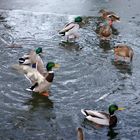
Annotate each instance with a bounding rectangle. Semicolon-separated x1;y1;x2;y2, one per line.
59;16;82;42
99;9;120;24
12;62;60;95
81;104;125;128
114;44;134;62
19;47;46;75
98;20;112;40
77;128;84;140
97;9;120;37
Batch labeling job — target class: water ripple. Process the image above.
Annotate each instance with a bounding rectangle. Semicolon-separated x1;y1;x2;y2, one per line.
0;9;140;140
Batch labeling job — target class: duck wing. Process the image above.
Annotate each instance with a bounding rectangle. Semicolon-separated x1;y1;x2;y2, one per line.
81;109;110;126
35;56;46;76
33;80;51;93
107;11;115;16
81;109;109;119
12;64;45;84
86;115;109;126
59;23;75;33
21;52;46;76
19;53;31;65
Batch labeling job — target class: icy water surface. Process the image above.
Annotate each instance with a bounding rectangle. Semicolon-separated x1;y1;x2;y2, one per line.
0;9;140;140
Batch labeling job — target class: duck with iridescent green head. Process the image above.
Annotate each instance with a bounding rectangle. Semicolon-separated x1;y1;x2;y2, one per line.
59;16;83;42
19;47;46;75
12;62;60;96
81;104;125;128
26;62;60;95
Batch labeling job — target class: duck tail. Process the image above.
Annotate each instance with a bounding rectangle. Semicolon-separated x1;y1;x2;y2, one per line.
19;57;25;64
130;49;134;62
81;109;88;116
130;55;133;62
59;32;65;36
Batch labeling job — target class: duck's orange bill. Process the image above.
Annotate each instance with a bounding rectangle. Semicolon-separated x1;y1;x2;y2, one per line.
118;107;125;111
41;92;49;97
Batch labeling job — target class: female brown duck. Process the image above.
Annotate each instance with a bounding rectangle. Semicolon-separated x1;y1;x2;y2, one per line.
99;20;112;40
99;9;120;24
77;128;84;140
114;44;134;62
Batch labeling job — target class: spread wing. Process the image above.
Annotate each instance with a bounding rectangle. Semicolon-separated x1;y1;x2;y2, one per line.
59;23;75;33
12;64;45;84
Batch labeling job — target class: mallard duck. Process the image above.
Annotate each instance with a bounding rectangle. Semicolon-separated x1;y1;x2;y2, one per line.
12;62;60;94
114;44;134;62
77;128;84;140
81;104;125;128
99;9;120;23
99;21;112;40
59;16;82;42
19;47;46;75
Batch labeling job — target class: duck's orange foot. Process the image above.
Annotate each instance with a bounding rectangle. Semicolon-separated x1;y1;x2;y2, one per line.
41;92;49;97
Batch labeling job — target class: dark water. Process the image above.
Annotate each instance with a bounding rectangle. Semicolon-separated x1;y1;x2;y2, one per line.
0;1;140;140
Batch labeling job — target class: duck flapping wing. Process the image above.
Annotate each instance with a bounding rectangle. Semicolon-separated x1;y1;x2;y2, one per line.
59;22;76;33
12;64;45;84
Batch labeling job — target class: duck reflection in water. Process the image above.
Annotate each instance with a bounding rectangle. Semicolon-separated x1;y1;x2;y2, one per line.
59;42;82;52
112;60;133;75
24;92;53;111
81;119;118;140
107;128;118;140
99;39;112;52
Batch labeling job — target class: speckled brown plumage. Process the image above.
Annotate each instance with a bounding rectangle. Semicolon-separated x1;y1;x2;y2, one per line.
99;25;112;40
114;44;134;61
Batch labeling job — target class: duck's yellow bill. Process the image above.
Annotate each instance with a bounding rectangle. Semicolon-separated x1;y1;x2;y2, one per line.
54;64;60;68
118;107;125;111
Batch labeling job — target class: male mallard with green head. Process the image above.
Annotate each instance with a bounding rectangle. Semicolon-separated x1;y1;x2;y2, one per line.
114;44;134;62
81;104;125;128
19;47;46;75
30;62;60;94
59;16;83;42
12;62;60;96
